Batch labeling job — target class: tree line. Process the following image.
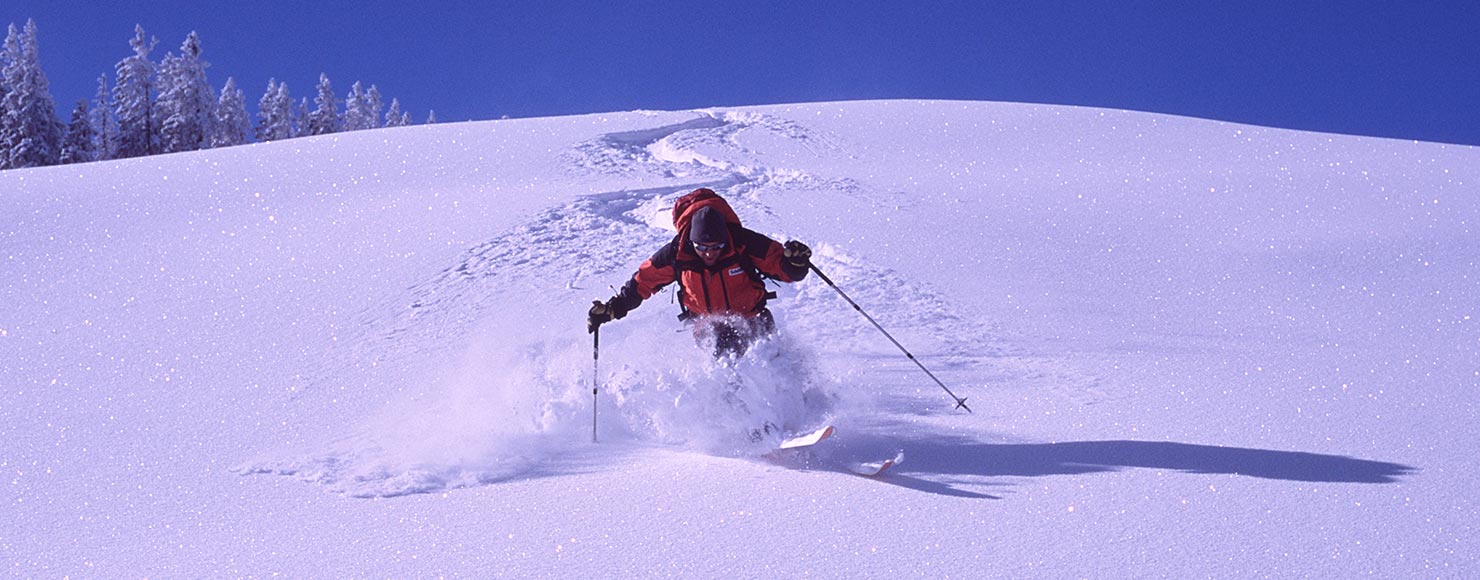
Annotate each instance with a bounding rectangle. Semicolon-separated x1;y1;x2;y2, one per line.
1;20;433;171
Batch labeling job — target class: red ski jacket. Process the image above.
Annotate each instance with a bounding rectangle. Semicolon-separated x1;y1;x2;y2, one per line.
609;192;807;319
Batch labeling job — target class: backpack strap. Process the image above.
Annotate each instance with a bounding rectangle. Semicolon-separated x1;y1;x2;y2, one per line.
734;250;779;303
670;233;696;321
731;225;781;301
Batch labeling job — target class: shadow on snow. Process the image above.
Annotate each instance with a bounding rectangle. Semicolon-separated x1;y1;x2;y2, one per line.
856;438;1416;500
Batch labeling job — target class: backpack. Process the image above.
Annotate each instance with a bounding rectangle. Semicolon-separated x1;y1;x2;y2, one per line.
671;188;741;240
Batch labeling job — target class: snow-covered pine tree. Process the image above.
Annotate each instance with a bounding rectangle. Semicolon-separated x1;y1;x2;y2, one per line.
112;25;158;159
155;53;183;145
365;85;383;130
211;77;249;148
0;20;64;169
295;96;309;138
426;110;436;124
253;78;277;141
157;31;215;153
342;81;371;132
60;100;96;164
254;79;293;142
384;98;405;128
90;74;116;160
0;25;15;169
306;73;338;136
272;82;293;141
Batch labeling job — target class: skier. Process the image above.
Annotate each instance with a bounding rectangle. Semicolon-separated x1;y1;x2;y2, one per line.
587;188;812;357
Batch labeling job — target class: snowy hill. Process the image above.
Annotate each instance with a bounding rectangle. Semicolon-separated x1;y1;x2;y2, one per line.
4;100;1477;577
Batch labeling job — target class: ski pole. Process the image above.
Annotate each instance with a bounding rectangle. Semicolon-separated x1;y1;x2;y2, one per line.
586;324;592;440
808;263;972;413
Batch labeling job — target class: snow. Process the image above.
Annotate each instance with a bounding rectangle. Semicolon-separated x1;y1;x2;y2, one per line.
4;100;1477;577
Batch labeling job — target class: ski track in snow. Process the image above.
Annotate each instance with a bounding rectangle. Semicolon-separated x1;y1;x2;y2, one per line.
238;110;1032;497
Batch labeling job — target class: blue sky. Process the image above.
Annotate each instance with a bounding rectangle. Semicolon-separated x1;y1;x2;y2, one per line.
6;1;1479;145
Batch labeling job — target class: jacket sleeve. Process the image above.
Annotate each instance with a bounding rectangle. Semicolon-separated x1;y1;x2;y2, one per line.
740;229;808;283
610;241;678;318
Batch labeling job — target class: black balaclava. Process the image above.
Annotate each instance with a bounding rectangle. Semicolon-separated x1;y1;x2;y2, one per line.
689;206;729;245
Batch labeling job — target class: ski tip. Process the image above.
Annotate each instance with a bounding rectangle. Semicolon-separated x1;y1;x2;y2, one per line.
849;450;906;477
955;398;972;413
777;425;836;450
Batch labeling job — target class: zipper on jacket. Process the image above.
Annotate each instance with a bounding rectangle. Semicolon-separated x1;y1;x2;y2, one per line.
698;270;714;313
718;268;733;311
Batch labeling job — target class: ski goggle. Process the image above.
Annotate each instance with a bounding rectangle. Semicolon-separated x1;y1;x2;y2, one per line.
693;241;727;253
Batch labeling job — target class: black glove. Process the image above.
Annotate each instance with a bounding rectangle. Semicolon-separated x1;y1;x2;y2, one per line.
587;299;614;334
783;240;812;268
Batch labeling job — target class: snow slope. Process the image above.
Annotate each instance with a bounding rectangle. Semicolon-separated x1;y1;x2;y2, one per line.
4;100;1477;577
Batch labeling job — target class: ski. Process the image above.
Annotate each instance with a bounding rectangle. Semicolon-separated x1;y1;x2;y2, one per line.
767;426;904;477
849;450;905;477
777;425;835;450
